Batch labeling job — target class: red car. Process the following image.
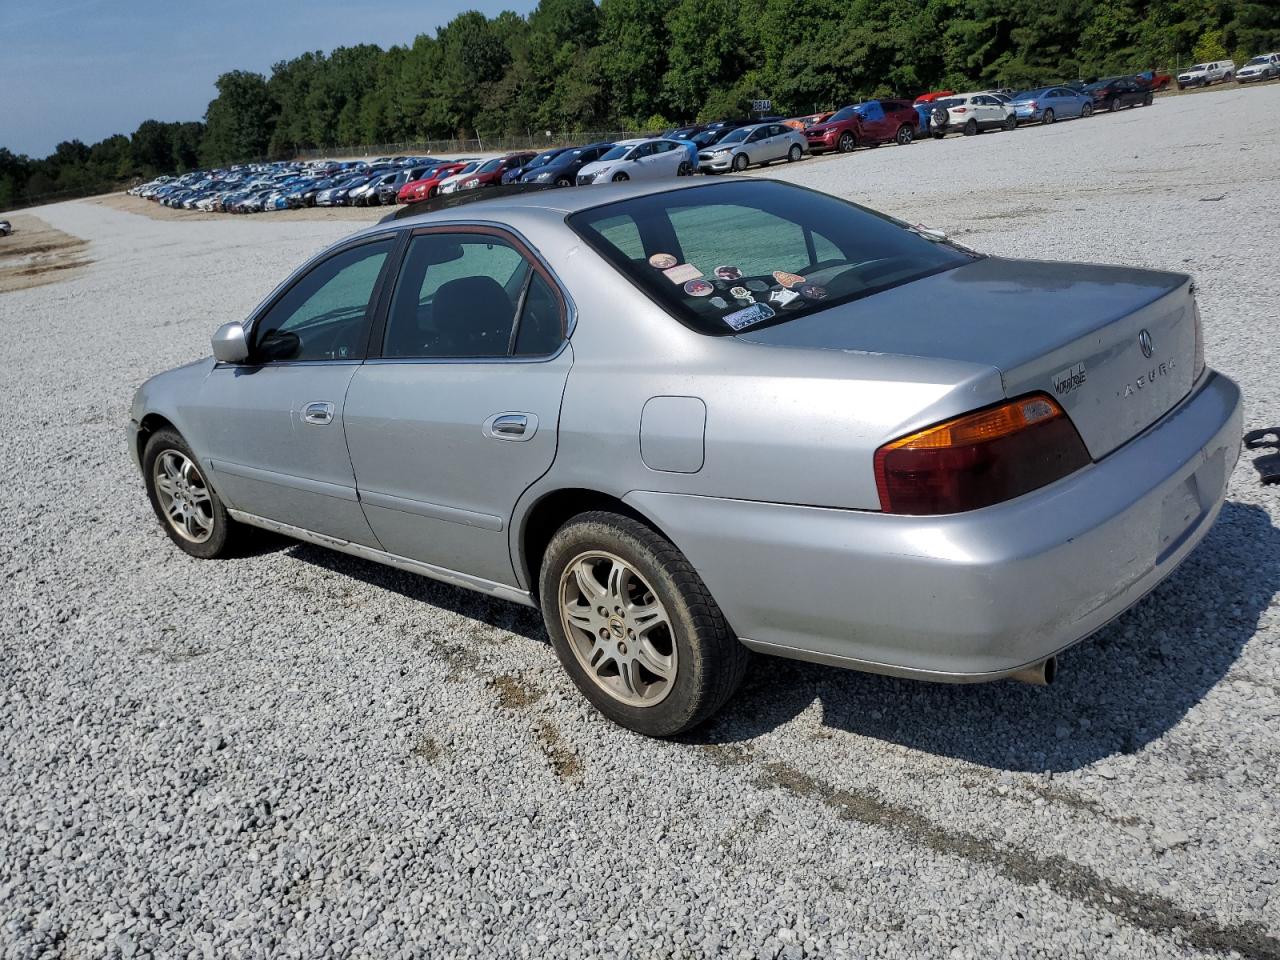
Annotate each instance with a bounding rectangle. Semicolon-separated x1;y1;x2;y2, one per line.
455;152;538;191
805;99;919;154
398;162;470;204
1136;70;1172;91
914;90;955;104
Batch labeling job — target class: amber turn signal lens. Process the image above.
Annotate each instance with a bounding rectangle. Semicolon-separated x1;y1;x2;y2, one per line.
874;394;1092;515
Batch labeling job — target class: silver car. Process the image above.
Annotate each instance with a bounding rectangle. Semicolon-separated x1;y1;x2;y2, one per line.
128;179;1242;737
698;123;807;173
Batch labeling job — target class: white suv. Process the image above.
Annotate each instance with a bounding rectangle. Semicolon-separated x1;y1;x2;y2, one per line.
928;92;1017;138
1177;60;1235;89
1237;53;1280;83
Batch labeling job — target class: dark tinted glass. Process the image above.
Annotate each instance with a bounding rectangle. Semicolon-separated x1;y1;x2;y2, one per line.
514;272;564;356
567;180;975;336
254;239;392;362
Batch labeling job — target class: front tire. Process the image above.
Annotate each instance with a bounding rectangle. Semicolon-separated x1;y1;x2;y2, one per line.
731;153;748;172
555;177;572;187
612;171;630;182
837;131;856;152
1108;96;1120;112
1081;101;1094;117
142;429;240;559
1004;114;1018;131
539;512;748;737
1144;92;1153;106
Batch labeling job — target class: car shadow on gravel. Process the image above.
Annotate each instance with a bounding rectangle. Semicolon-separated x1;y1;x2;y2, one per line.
284;541;547;642
692;501;1280;773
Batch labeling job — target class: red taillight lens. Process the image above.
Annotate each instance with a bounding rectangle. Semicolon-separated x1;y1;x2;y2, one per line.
954;107;968;113
874;395;1091;515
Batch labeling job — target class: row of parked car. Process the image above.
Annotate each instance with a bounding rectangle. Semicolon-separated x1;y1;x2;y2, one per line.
129;59;1279;215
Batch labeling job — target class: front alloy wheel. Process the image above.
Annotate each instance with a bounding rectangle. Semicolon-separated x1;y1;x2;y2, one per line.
143;428;242;558
732;153;749;172
1082;102;1093;117
837;132;856;152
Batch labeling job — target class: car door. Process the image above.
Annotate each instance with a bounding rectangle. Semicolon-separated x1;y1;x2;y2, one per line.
767;124;791;159
742;127;767;164
188;235;396;547
343;227;572;587
651;141;684;177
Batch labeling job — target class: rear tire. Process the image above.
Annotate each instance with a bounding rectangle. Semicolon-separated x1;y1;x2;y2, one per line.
1042;108;1055;125
1144;92;1153;106
539;512;749;737
142;429;242;559
895;124;913;145
788;144;802;162
963;118;978;136
932;131;945;139
555;177;572;187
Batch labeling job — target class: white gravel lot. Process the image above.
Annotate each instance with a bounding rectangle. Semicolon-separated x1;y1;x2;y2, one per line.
2;86;1279;960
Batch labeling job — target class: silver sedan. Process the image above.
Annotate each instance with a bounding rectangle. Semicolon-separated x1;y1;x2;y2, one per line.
698;123;807;173
128;179;1242;737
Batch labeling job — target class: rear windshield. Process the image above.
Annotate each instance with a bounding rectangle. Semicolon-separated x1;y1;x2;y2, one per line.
567;180;975;336
932;98;962;109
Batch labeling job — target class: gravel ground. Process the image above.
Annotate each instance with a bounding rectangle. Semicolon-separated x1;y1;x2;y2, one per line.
2;85;1279;960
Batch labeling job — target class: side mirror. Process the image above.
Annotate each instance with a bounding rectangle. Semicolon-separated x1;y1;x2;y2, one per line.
211;321;249;364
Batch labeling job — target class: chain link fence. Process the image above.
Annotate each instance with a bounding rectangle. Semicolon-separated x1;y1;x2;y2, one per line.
293;130;658;160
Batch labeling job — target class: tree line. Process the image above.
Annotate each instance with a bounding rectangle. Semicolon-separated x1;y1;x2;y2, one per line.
3;0;1277;209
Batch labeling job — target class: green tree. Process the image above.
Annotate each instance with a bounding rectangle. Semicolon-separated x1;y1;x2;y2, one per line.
201;70;277;165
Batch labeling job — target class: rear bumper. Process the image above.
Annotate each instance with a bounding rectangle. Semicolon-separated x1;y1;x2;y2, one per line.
626;371;1242;682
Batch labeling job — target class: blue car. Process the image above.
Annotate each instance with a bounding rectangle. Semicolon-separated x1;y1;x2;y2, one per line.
1008;86;1094;124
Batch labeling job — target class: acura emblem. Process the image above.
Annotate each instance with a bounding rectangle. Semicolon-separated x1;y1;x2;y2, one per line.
1139;329;1153;358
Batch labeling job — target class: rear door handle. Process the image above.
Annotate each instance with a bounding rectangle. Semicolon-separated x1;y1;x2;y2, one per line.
484;412;537;441
302;401;335;425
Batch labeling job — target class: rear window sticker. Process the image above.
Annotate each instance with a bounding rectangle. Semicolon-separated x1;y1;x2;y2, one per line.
723;301;776;331
799;283;828;300
729;286;752;300
769;288;800;307
648;253;677;269
745;279;769;292
709;296;728;309
772;270;806;288
684;278;714;296
714;265;743;280
663;263;703;284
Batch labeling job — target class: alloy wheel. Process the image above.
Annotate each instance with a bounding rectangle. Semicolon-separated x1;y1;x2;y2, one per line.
152;450;214;543
838;132;855;152
558;551;678;707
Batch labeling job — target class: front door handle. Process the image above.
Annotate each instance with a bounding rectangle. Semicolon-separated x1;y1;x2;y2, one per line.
483;412;538;442
302;401;335;425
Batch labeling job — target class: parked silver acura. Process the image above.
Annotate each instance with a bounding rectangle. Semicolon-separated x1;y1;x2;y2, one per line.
128;179;1242;736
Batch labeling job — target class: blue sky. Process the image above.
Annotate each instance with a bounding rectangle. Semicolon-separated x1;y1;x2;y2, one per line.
0;0;538;158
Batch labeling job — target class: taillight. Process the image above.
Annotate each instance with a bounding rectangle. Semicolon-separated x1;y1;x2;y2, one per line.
874;395;1091;515
953;107;968;113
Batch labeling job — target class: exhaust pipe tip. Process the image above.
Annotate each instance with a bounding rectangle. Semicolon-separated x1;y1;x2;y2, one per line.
1009;655;1057;686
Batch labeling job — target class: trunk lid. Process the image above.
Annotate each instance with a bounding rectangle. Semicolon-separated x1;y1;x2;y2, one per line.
738;256;1198;459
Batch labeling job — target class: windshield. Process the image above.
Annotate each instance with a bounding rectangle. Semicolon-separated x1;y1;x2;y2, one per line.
567;180;975;336
475;158;502;173
599;145;632;162
1246;57;1267;65
718;128;750;144
1083;80;1112;90
933;98;962;109
828;106;857;122
526;150;562;169
1188;64;1207;72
